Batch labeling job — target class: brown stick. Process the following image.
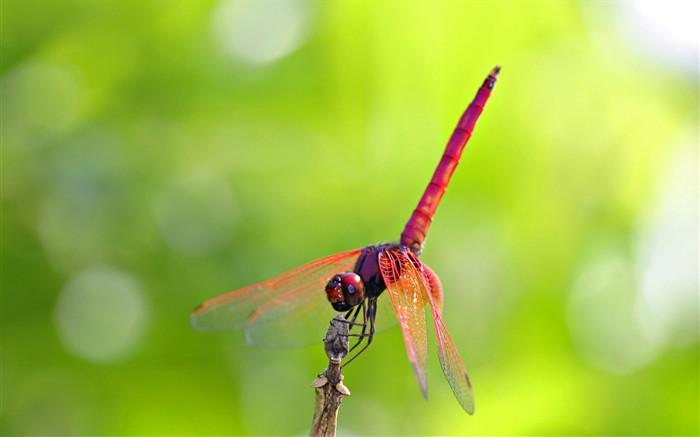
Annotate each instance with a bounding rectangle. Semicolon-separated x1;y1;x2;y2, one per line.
309;315;351;437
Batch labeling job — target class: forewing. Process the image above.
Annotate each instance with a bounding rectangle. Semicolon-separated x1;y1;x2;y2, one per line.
378;249;429;399
191;248;363;347
406;252;474;414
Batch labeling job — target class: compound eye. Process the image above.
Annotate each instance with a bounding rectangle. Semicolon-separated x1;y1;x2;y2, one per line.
325;275;344;304
340;273;363;299
325;272;365;312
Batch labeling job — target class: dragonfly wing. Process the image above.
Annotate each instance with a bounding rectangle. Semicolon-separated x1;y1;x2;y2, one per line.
369;263;437;332
406;252;474;414
191;248;363;347
371;291;399;331
422;262;443;317
378;249;429;399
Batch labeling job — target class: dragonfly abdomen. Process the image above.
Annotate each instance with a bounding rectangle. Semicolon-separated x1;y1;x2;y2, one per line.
400;67;500;253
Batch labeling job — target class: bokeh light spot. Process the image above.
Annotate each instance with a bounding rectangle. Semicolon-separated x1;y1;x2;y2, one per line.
37;129;123;273
1;60;83;150
636;142;699;346
616;0;699;70
568;143;699;374
568;253;661;374
211;0;312;66
153;171;237;257
54;266;148;363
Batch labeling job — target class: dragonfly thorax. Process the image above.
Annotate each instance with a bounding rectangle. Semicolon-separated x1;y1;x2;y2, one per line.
354;245;390;297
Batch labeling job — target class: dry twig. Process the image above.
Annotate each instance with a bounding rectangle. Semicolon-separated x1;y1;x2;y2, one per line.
309;315;351;437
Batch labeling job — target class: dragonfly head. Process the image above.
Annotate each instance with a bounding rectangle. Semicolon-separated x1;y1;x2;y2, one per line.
325;272;365;312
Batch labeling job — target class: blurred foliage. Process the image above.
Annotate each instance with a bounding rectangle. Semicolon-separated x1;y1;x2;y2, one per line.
2;1;698;436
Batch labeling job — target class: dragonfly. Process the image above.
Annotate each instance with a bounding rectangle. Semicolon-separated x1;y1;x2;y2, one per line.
191;67;500;414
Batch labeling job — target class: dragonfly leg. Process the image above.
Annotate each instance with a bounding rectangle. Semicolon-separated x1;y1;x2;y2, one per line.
336;303;369;354
347;300;369;354
341;297;377;368
345;304;365;329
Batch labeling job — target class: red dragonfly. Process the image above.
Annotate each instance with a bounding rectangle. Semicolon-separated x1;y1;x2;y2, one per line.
192;67;500;414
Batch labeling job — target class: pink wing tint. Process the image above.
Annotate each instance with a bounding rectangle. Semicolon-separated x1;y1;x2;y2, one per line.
191;248;362;347
405;251;475;414
378;249;429;398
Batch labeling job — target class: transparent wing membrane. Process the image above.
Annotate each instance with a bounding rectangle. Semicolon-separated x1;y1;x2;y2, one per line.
379;249;429;398
191;249;362;347
405;251;474;414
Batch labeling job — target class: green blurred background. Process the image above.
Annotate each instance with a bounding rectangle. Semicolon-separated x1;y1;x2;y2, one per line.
2;1;698;435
